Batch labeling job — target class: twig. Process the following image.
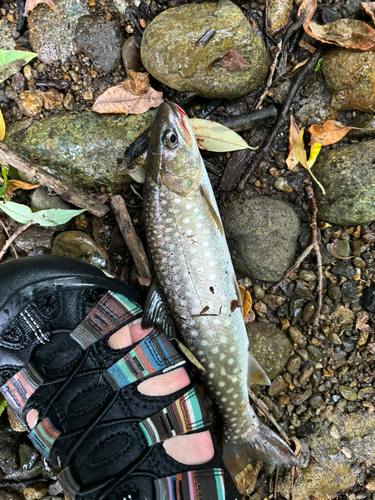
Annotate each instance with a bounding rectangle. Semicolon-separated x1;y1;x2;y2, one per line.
0;219;18;258
0;221;32;261
248;387;290;443
274;467;279;500
255;38;283;110
238;48;323;190
110;195;152;285
270;184;323;332
0;142;109;218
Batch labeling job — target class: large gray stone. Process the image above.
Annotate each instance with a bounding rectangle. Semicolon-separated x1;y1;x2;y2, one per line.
313;140;375;225
141;0;269;99
3;111;155;189
222;195;300;282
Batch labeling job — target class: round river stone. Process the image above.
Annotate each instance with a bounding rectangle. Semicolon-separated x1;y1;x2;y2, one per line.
141;0;269;99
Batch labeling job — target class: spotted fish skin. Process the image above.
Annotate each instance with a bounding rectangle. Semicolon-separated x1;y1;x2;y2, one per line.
144;102;298;475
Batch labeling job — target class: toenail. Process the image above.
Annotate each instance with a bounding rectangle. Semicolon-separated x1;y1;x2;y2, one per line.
26;409;39;429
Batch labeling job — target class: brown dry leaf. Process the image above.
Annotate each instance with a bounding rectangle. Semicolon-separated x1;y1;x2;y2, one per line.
361;2;375;25
291;57;310;74
306;19;375;51
286;113;300;170
24;0;61;16
4;180;38;199
122;70;150;96
355;312;372;333
309;120;361;146
211;50;251;71
92;85;163;114
298;0;317;31
239;285;252;319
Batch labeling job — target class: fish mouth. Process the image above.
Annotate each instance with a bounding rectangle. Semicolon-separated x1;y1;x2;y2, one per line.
158;101;193;147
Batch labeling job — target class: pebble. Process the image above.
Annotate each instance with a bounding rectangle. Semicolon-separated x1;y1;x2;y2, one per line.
11;72;26;93
308;393;324;409
362;286;375;313
287;355;301;375
331;262;356;279
341;281;357;300
358;387;374;400
335;240;351;257
306;345;322;362
329;332;342;345
297;349;309;362
328;284;341;300
23;483;48;500
42;89;64;109
17;90;44;116
365;477;375;491
302;302;316;323
290;389;312;406
274;177;293;192
83;90;93;100
299;364;314;385
288;326;306;346
51;230;109;269
267;0;293;32
122;36;143;74
63;93;75;110
23;65;34;81
330;424;340;439
222;195;300;282
339;385;358;401
294;281;313;299
298;270;317;282
268;375;288;396
253;284;265;300
341;447;352;459
141;0;269;98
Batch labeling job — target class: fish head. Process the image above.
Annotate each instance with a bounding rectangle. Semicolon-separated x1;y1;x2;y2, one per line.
146;101;203;195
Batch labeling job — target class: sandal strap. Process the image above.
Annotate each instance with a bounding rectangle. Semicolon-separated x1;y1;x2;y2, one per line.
139;387;210;446
29;417;61;457
154;468;226;500
105;330;186;389
58;467;80;500
70;291;143;349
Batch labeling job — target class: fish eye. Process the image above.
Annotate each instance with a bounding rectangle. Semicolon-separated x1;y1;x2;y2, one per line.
163;130;178;149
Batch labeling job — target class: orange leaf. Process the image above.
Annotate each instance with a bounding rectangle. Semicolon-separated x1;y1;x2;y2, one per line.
122;70;150;96
24;0;61;16
309;120;361;146
306;19;375;51
298;0;317;31
211;50;251;71
92;85;163;114
239;285;252;319
4;180;38;199
361;2;375;25
286;113;300;170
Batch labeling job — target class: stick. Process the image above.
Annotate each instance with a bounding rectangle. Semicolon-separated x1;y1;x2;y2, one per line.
255;38;283;110
0;219;18;258
0;221;32;261
110;195;152;285
248;387;290;443
271;242;314;293
0;142;109;218
238;48;323;190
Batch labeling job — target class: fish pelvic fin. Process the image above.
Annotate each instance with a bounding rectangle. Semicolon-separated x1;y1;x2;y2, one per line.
247;352;271;386
223;417;298;477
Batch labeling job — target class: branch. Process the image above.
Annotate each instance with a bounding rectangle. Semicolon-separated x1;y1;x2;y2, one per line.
0;142;109;218
0;221;32;261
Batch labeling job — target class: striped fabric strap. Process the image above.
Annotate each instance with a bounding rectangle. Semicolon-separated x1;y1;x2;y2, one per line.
0;363;43;417
154;468;226;500
70;291;142;349
105;330;186;389
139;387;209;446
58;467;80;500
19;304;50;344
29;417;61;458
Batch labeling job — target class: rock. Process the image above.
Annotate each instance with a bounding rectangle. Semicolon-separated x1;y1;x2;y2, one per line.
75;16;124;74
11;73;26;93
335;239;350;258
246;322;292;380
28;0;89;64
252;284;265;300
287;355;301;374
313;140;375;225
341;281;357;300
3;111;154;189
63;93;75;110
267;0;292;33
308;393;324;409
17;91;44;117
0;17;16;51
23;483;48;500
222;195;300;282
31;186;72;212
306;344;322;362
141;0;268;99
294;80;337;127
290;389;312;406
42;89;64;110
122;36;143;74
366;477;375;491
298;270;316;282
322;49;375;111
13;225;54;255
19;443;39;471
328;284;341;300
278;411;375;499
339;385;357;401
289;327;306;346
7;406;26;433
302;302;316;323
273;177;293;192
52;230;109;269
234;462;262;497
268;375;288;396
113;0;137;16
362;286;375;313
331;261;356;279
294;281;312;299
299;364;314;385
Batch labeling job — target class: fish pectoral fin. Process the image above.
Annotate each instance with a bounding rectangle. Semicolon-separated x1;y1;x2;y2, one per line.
248;352;271;386
200;184;224;235
142;279;177;339
173;339;207;372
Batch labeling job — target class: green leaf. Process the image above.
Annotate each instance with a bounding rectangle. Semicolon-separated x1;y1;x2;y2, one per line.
0;201;85;227
0;167;8;197
189;118;257;152
0;50;38;84
0;395;6;417
314;57;322;72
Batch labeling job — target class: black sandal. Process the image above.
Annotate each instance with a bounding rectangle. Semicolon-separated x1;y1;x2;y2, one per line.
0;256;240;500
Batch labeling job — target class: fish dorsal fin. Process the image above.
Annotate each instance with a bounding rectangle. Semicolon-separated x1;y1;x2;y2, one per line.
248;352;271;386
142;279;177;339
173;338;206;372
200;184;224;235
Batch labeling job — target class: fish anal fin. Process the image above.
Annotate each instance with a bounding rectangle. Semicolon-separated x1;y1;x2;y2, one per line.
248;352;271;386
142;279;177;339
200;184;224;235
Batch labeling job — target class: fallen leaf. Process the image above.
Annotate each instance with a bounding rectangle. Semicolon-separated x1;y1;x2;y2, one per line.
298;0;317;31
286;113;300;170
189;119;256;152
24;0;61;16
356;312;372;333
306;19;375;51
309;120;361;146
0;50;38;84
122;70;150;95
0;110;4;141
239;285;252;319
4;180;38;199
361;2;375;25
294;128;326;194
291;57;310;74
211;49;251;71
0;168;8;198
92;85;163;114
327;242;354;260
125;165;146;184
0;201;85;227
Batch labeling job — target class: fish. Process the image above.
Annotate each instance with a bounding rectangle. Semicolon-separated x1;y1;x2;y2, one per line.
143;101;298;477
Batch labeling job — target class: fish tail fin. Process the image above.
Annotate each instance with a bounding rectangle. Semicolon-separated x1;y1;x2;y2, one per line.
223;418;298;477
